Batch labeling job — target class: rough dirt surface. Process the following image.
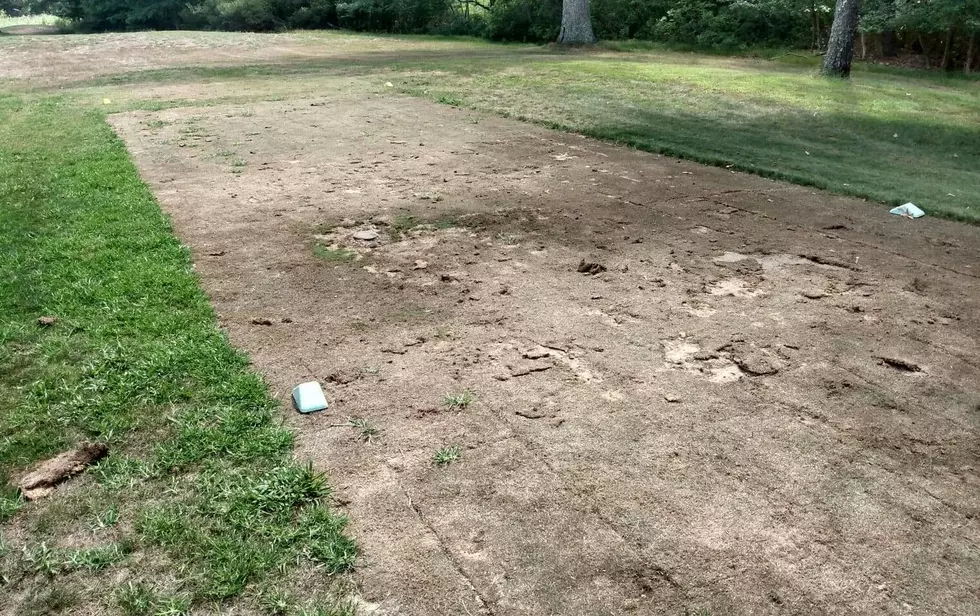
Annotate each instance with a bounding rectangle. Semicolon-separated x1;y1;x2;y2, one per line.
111;94;980;616
0;31;519;86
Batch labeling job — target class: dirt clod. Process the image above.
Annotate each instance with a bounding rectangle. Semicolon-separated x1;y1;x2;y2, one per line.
577;259;606;275
251;317;274;325
16;441;108;500
877;356;924;373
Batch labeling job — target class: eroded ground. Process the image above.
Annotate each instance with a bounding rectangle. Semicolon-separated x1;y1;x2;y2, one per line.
109;93;980;616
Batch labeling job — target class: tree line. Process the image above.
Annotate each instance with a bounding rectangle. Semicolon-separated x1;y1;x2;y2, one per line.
5;0;978;73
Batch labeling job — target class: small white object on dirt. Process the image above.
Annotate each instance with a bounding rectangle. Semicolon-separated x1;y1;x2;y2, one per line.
353;229;379;241
384;82;394;88
890;203;925;219
292;382;329;414
412;260;428;270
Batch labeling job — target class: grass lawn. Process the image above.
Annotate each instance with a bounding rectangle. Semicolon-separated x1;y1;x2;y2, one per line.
0;28;978;615
392;50;980;222
0;95;357;614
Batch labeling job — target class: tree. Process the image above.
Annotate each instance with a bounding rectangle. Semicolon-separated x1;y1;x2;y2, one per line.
557;0;595;45
822;0;860;77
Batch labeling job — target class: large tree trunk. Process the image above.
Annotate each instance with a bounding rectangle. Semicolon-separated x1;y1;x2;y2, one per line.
810;0;821;49
941;28;955;71
557;0;596;46
882;30;897;57
821;0;861;78
918;34;931;68
967;32;976;74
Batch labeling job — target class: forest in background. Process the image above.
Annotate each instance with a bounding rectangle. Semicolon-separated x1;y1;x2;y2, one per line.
2;0;978;71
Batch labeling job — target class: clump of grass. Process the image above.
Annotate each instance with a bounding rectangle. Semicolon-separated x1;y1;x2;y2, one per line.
21;541;130;575
433;446;462;467
388;214;419;238
258;588;294;615
116;582;154;615
436;94;464;106
342;416;380;443
90;505;120;531
443;390;474;410
64;543;131;571
496;232;521;245
314;244;356;262
0;486;23;523
230;157;246;173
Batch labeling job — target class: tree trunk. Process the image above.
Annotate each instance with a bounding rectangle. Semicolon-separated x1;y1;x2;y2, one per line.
557;0;595;45
919;34;931;68
882;30;897;57
811;0;820;49
967;32;976;74
941;28;955;71
821;0;861;78
860;31;866;59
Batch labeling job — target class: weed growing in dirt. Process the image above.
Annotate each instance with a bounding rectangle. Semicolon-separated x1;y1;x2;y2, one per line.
0;99;356;611
433;446;462;467
344;416;380;443
314;244;357;262
443;390;474;410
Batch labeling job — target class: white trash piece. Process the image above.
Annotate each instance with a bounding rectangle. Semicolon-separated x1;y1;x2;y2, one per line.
889;203;925;219
292;382;328;414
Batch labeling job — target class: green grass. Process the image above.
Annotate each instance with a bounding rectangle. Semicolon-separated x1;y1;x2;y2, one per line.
314;244;357;262
443;390;474;410
432;446;462;467
0;13;59;28
344;417;380;443
0;96;356;611
394;51;980;221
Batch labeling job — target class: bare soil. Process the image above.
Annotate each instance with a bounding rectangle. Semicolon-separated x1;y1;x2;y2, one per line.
110;92;980;616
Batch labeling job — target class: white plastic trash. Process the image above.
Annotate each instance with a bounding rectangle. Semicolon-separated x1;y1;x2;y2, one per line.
889;203;925;219
292;382;328;414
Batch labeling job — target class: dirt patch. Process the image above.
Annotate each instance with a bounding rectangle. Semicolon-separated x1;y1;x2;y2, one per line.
0;25;61;35
110;94;980;615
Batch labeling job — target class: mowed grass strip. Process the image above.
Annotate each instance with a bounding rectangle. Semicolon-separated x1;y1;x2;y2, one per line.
0;95;356;613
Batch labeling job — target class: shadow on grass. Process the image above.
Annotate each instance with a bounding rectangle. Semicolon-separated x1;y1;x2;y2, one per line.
580;103;980;221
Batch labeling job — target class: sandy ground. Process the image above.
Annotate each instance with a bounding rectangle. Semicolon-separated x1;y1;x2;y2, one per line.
108;91;980;616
